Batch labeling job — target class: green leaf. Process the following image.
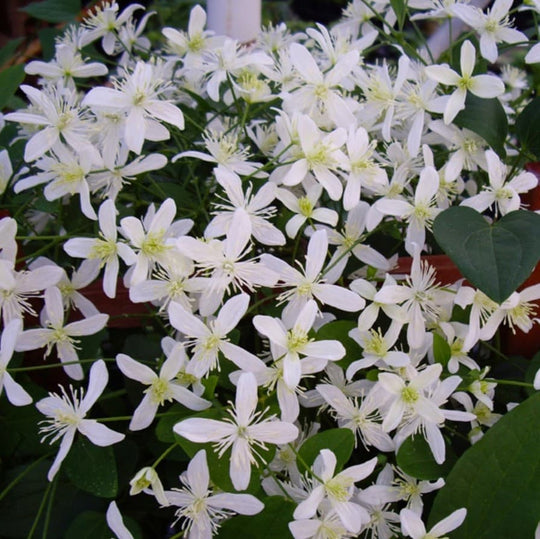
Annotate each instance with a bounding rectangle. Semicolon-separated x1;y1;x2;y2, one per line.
65;510;143;539
316;320;362;369
454;94;508;157
64;437;118;498
297;428;355;474
432;333;451;367
39;28;63;61
429;392;540;538
64;511;109;539
0;38;23;68
397;435;457;480
22;0;80;23
0;65;25;110
516;97;540;160
217;496;295;538
155;403;194;443
433;207;540;303
390;0;407;29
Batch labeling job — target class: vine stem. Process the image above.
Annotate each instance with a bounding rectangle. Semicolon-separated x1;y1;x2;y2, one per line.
0;453;53;503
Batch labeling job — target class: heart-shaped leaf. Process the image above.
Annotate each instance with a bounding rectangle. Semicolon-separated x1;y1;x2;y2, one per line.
433;207;540;303
429;392;540;538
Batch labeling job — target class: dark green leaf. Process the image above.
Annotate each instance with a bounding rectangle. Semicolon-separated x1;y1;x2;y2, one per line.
397;435;456;480
454;94;508;157
65;510;143;539
429;392;540;538
39;28;63;61
390;0;407;29
65;511;109;539
297;428;355;474
432;333;451;367
0;65;25;110
22;0;80;23
0;38;23;68
433;207;540;303
217;496;295;538
516;97;540;160
316;320;362;369
64;437;118;498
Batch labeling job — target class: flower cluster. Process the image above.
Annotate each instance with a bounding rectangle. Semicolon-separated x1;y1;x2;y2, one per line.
1;0;540;537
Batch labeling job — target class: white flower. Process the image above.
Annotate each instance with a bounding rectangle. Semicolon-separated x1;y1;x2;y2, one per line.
261;229;365;326
452;0;527;63
206;168;285;246
400;507;467;539
376;164;441;255
0;259;63;325
129;467;169;506
174;372;298;490
0;319;32;406
168;293;253;378
378;364;445;433
176;209;277;316
25;43;108;87
0;149;13;195
461;149;537;216
65;199;136;298
16;287;109;380
81;1;145;55
284;42;359;127
425;40;505;124
281;115;347;201
83;62;184;155
276;182;338;240
293;449;377;534
106;501;134;539
316;383;394;451
374;248;453;348
121;198;190;286
254;299;346;389
5;83;94;163
166;449;264;538
116;351;211;431
36;359;125;481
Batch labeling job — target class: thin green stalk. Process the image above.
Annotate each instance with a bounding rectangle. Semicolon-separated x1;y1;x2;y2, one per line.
27;479;54;539
485;378;534;388
41;476;58;539
152;442;179;468
0;453;52;503
287;444;324;484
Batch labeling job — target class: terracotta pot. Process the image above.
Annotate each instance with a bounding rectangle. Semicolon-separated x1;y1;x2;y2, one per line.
78;279;152;328
500;171;540;357
391;254;463;285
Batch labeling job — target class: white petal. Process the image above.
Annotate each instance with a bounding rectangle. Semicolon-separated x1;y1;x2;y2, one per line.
79;419;125;446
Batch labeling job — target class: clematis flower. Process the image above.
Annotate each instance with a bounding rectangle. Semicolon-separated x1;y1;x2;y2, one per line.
425;40;504;124
452;0;527;63
116;351;211;431
36;359;125;481
293;448;378;534
16;287;109;380
400;507;467;539
0;319;32;406
165;449;264;538
83;61;184;155
64;199;137;298
106;501;134;539
168;293;254;378
461;149;537;216
174;372;298;490
261;229;365;326
25;43;108;88
253;299;345;389
121;198;192;286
